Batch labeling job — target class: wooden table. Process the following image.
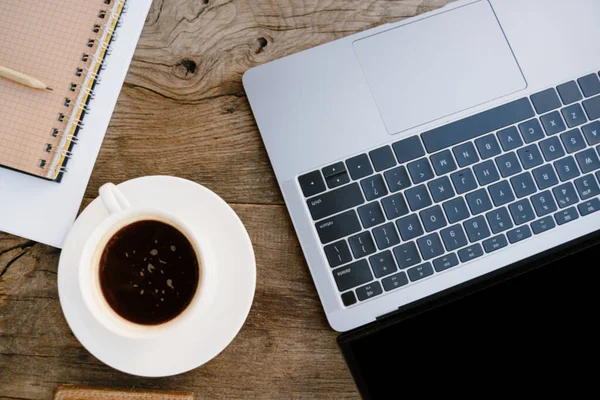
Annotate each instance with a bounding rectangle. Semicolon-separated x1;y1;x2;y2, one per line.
0;1;454;398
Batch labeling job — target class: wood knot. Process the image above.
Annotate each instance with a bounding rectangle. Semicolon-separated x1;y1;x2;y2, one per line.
256;37;268;54
178;59;197;74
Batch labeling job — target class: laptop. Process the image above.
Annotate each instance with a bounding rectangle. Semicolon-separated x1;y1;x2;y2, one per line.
243;0;600;392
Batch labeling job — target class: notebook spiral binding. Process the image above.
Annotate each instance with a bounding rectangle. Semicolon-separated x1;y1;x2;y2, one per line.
42;0;127;179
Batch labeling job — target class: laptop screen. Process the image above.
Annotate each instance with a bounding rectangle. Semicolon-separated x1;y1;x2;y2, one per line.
338;233;600;399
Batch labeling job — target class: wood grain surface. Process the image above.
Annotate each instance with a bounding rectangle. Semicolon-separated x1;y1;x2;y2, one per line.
0;0;454;398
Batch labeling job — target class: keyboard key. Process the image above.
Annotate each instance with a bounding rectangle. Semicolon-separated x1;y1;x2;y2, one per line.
496;152;522;177
324;240;353;268
372;223;401;250
539;137;565;162
509;199;535;225
341;291;357;306
356;281;383;301
407;158;434;184
486;207;513;234
578;73;600;97
369;251;398;278
575;148;600;173
307;183;364;220
326;172;350;189
466;189;493;215
393;242;421;269
562;103;588;128
440;224;469;251
433;253;459;272
540;111;567;135
553;182;579;208
299;170;326;197
382;272;409;292
405;185;432;211
346;154;373;180
517;144;544;169
322;162;346;178
578;198;600;216
369;146;396;172
531;88;561;114
384;166;411;192
420;205;447;232
407;262;434;282
463;216;491;242
497;126;523;151
361;175;388;201
458;243;484;262
396;214;424;241
315;210;362;244
443;197;470;224
453;142;480;167
557;81;583;105
421;98;535;153
348;231;377;259
381;193;409;220
519;119;545;143
475;134;502;159
531;217;556;234
333;260;373;292
561;129;586;153
575;174;600;200
427;176;455;203
532;164;559;190
531;191;558;217
488;180;516;207
473;160;500;186
582;121;600;146
554;156;580;181
417;233;445;260
451;168;478;194
430;150;457;175
583;95;600;121
483;234;508;253
393;136;425;164
357;202;385;229
510;172;537;198
507;226;532;243
555;207;579;225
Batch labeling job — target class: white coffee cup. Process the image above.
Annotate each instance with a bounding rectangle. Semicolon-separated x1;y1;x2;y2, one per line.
79;182;216;339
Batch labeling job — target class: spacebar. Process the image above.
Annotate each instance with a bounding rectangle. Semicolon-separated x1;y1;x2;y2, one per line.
421;98;535;153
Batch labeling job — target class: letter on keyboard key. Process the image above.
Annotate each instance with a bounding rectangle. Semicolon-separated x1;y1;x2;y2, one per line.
440;224;468;251
307;183;364;221
509;199;535;225
555;207;579;225
466;188;493;215
517;144;544;169
433;253;459;272
486;207;513;234
427;176;455;203
540;111;567;136
346;154;373;180
507;226;532;244
575;148;600;173
315;210;362;244
531;217;556;235
488;180;516;207
430;150;457;175
381;193;409;220
531;191;558;217
463;216;491;242
582;121;600;146
562;103;588;128
519;119;545;143
407;262;434;282
348;231;377;259
333;260;373;292
393;242;422;269
473;160;500;186
382;271;409;292
554;156;580;182
496;152;522;177
510;172;537;198
407;158;434;184
553;182;579;209
396;214;424;241
539;136;565;162
392;136;425;164
497;126;523;151
443;197;471;224
575;174;600;200
324;240;353;268
419;205;447;232
361;175;388;201
369;251;398;278
453;142;480;167
417;233;445;260
384;166;411;193
451;168;478;194
372;223;401;250
298;170;326;197
475;134;502;160
483;234;508;253
583;95;600;121
561;129;586;153
356;281;383;301
530;88;562;114
532;164;559;190
458;243;484;262
405;185;432;211
578;198;600;216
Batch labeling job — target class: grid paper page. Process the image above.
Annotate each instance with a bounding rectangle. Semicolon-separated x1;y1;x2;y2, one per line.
0;0;110;178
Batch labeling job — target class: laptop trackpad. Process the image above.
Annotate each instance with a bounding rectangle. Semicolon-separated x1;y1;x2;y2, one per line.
353;0;526;136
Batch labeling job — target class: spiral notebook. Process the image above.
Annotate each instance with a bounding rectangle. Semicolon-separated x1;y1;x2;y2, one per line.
0;0;126;181
0;0;152;247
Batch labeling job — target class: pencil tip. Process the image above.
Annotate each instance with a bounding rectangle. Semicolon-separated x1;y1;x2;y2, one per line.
46;87;53;91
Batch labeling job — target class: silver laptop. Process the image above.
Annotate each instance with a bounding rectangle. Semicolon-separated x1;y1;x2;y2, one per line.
243;0;600;332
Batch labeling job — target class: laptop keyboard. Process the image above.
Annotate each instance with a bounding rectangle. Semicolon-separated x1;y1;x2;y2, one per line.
298;71;600;307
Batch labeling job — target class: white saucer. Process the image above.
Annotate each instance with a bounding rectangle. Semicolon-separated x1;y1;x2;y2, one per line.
58;176;256;377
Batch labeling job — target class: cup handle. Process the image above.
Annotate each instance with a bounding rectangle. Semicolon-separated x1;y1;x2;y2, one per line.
99;183;131;214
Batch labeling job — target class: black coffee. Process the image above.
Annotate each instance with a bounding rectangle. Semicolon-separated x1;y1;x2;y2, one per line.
99;220;199;325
